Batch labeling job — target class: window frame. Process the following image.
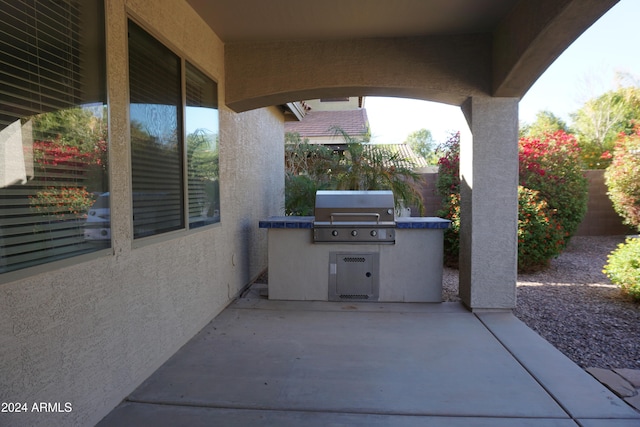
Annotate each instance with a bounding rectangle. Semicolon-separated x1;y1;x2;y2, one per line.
127;18;221;247
184;62;221;230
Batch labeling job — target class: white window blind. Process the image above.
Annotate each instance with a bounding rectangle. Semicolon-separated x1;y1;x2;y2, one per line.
0;0;108;274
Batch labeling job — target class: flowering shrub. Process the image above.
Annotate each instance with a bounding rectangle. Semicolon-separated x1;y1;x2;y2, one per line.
28;137;106;220
436;130;588;271
33;139;108;168
605;125;640;231
435;132;461;265
435;132;460;196
580;144;613;169
603;237;640;301
517;186;565;271
519;131;588;245
30;187;95;219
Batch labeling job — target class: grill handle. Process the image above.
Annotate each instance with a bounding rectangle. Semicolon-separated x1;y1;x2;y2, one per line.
329;212;380;224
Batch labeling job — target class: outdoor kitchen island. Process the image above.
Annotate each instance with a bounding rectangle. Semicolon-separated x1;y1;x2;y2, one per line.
259;191;450;303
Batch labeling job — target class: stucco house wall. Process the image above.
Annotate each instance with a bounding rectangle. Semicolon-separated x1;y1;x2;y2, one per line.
0;1;284;426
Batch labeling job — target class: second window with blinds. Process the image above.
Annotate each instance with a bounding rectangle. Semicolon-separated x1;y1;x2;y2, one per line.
128;20;220;239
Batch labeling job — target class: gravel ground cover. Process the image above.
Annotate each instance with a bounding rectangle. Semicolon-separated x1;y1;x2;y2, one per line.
443;235;640;369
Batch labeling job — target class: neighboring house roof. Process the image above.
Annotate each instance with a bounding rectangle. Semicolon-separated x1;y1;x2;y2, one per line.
284;107;427;170
364;143;429;170
285;109;369;138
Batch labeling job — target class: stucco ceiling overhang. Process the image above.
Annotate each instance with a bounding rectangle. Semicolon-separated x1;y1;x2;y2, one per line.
186;0;619;112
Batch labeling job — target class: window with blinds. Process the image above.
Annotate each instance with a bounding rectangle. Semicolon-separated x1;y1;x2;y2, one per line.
0;0;108;274
128;21;183;239
128;21;221;237
186;63;220;228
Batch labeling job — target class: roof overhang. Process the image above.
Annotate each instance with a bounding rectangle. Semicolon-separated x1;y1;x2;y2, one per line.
186;0;619;112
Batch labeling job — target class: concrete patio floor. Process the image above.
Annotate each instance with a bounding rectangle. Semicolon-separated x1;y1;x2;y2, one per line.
98;286;640;426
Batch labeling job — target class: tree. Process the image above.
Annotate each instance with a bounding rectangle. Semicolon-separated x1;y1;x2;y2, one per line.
187;130;219;180
571;74;640;168
31;106;107;152
284;132;334;180
405;128;437;164
283;129;425;215
330;127;424;213
187;129;220;219
520;110;569;139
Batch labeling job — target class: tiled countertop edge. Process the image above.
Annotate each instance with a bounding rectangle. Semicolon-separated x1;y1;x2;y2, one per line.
259;216;450;229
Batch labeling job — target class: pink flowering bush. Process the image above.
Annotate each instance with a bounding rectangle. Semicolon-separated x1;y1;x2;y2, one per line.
519;131;588;247
28;137;107;220
603;126;640;300
605;125;640;231
30;187;95;219
437;130;587;271
435;132;461;265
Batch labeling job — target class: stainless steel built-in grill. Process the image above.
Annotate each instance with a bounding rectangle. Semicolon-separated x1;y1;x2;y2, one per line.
260;188;447;303
313;190;396;244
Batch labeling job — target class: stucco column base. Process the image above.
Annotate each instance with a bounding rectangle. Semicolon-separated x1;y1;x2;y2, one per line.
458;97;518;310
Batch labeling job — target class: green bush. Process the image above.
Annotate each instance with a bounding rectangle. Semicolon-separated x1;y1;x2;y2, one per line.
604;125;640;231
436;130;588;272
439;193;460;266
284;134;333;216
517;186;566;271
285;173;325;216
603;237;640;301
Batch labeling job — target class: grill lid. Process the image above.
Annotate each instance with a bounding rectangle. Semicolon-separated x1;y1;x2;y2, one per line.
314;190;395;225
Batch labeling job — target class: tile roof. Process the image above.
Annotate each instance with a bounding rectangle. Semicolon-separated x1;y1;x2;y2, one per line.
364;143;429;169
285;109;369;137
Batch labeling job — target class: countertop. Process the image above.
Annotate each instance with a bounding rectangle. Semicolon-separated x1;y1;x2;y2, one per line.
258;216;450;229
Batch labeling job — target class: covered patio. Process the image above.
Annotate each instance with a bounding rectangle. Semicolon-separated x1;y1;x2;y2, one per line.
200;0;622;311
98;287;639;426
3;1;633;426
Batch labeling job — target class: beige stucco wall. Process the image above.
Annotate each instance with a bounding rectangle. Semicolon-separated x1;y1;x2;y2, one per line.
0;1;284;426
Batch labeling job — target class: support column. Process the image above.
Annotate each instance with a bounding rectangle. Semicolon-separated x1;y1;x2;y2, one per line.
458;97;519;311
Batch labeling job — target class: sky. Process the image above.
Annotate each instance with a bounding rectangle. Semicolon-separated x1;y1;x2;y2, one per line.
365;0;640;145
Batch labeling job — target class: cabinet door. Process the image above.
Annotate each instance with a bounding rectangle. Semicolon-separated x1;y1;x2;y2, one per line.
329;252;379;301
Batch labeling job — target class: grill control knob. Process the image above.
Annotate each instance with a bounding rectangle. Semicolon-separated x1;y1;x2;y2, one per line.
332;230;339;236
351;230;358;237
370;230;377;237
387;208;394;215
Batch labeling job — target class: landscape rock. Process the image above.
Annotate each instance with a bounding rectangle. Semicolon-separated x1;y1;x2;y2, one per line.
445;236;640;370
